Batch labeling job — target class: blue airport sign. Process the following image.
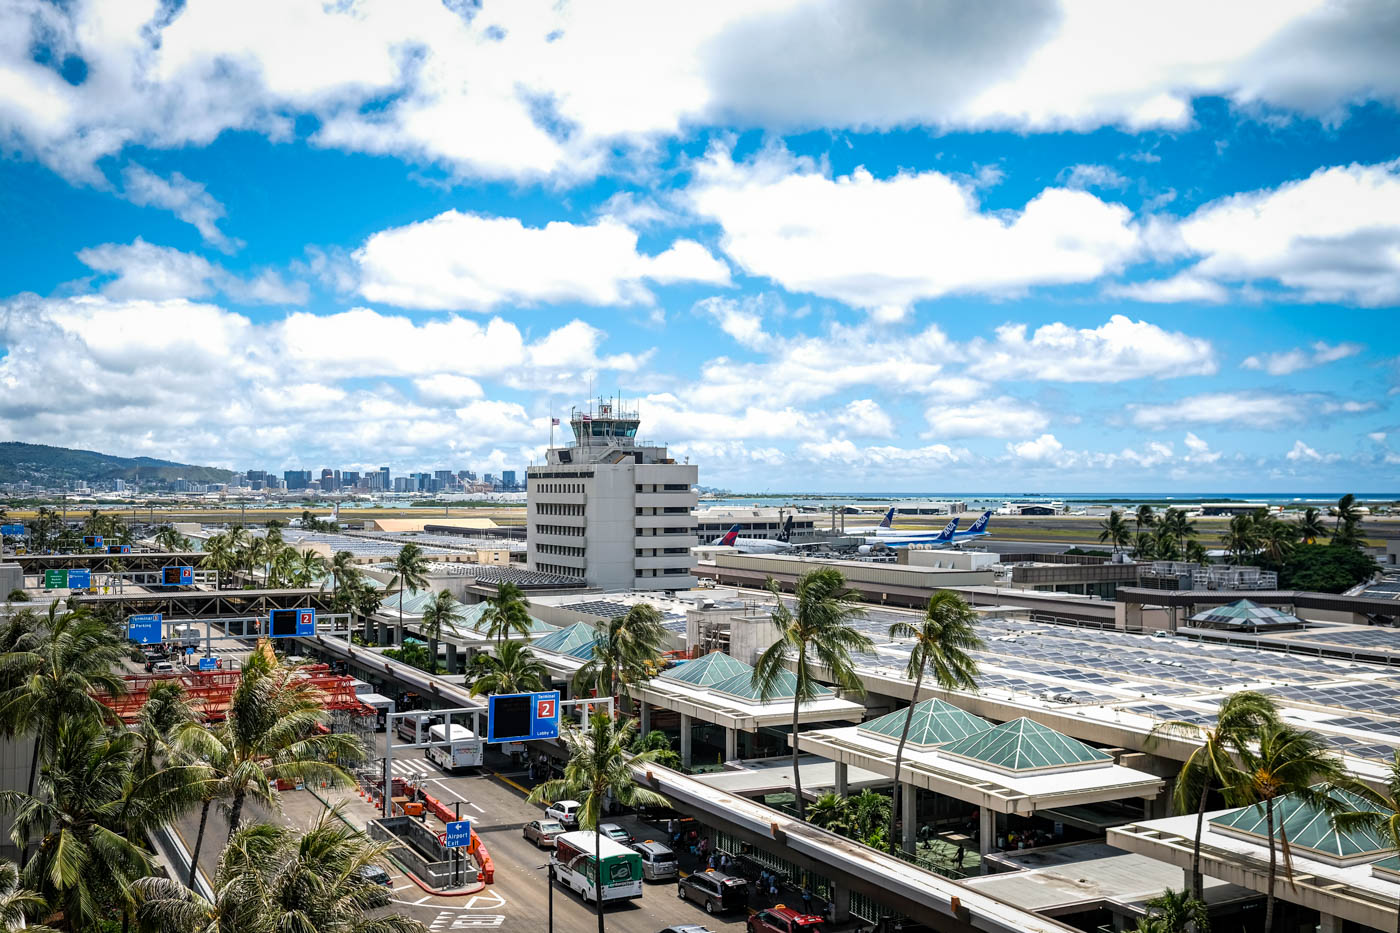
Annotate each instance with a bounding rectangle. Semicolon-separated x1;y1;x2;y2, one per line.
268;608;316;638
0;524;23;536
160;566;194;586
66;568;91;589
486;690;560;743
128;613;162;645
444;820;472;849
198;657;217;672
83;535;103;548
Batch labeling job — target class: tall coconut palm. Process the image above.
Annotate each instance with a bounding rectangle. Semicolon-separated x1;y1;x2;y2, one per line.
202;532;237;590
1161;508;1198;555
1135;505;1156;534
1222;513;1260;563
330;549;357;603
388;544;429;645
418;589;462;674
478;581;532;646
154;524;191;552
1149;691;1280;902
134;804;423;933
1153;522;1182;562
1098;509;1131;554
1183;539;1211;566
469;641;548;697
753;571;874;821
527;714;668;933
292;547;327;587
1334;493;1362;532
1297;507;1329;545
1333;751;1400;933
573;604;666;711
1224;723;1347;933
886;591;981;855
0;859;55;932
1258;518;1298;564
0;718;208;931
224;524;251;580
174;649;362;865
1133;531;1157;561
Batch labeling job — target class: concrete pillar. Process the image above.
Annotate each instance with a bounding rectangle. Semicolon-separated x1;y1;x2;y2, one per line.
679;713;692;768
446;643;460;675
363;616;373;643
1318;913;1342;933
640;702;651;735
829;884;851;924
377;622;391;647
834;762;848;797
979;808;995;873
901;782;917;853
725;727;738;762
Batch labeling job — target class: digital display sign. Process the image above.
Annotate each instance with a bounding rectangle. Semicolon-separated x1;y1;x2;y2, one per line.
83;535;103;547
161;566;194;586
487;690;560;743
269;608;316;638
106;544;131;554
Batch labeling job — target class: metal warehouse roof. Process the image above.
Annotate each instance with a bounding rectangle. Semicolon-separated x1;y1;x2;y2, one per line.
1210;787;1396;863
858;698;992;748
939;717;1113;774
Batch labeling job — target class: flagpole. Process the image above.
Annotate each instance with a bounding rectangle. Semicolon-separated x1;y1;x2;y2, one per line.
549;401;555;450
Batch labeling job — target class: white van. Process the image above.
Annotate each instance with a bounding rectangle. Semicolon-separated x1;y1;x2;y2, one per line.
425;723;483;772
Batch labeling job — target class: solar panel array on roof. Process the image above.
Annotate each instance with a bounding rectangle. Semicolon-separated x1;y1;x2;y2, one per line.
1210;787;1396;864
938;717;1113;773
563;600;635;618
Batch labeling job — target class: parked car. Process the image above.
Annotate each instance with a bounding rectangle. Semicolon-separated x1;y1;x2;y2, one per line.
747;906;827;933
599;822;633;845
523;819;566;848
631;840;678;881
658;927;716;933
678;870;749;915
545;800;581;829
356;864;392;887
150;661;177;674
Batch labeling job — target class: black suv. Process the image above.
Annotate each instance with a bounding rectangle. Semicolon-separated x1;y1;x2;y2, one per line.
678;870;749;914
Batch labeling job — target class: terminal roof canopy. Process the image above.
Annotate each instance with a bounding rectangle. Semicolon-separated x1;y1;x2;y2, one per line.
1189;598;1299;631
1210;787;1396;864
531;621;596;655
859;698;992;747
660;651;752;687
712;667;834;702
939;717;1113;774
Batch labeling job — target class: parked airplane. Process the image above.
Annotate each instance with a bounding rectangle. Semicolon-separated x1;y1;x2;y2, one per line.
705;522;829;554
861;509;994;549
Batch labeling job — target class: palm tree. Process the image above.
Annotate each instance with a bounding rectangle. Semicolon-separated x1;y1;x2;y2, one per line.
1297;507;1329;545
1161;508;1198;556
886;591;981;855
0;859;54;932
1135;887;1210;933
753;571;874;821
1133;530;1157;561
134;680;197;782
134;804;424;933
574;605;666;711
1135;505;1156;535
1098;509;1131;554
1334;493;1362;533
419;589;462;674
1183;539;1210;566
468;641;548;697
330;549;357;603
1153;522;1182;562
1222;513;1260;563
479;581;533;645
0;718;208;931
1224;723;1347;933
1334;752;1400;933
202;532;237;589
527;714;668;933
174;650;362;858
224;524;251;580
154;524;191;552
1149;691;1280;902
1258;518;1298;564
292;547;327;587
388;544;429;645
808;793;854;835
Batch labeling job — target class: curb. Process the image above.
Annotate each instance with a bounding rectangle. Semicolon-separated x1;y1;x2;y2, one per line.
308;785;488;897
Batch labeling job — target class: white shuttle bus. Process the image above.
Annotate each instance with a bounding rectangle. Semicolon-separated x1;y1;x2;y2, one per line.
425;723;483;772
551;831;644;904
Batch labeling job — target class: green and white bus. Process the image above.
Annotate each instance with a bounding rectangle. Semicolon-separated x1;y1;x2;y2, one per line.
551;831;644;904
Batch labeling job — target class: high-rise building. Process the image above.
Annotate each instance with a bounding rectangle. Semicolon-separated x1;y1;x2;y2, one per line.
284;470;312;490
320;469;338;492
502;470;517;490
379;467;391;490
527;399;697;591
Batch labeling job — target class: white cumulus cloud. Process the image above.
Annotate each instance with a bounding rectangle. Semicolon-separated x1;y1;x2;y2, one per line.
1242;341;1364;375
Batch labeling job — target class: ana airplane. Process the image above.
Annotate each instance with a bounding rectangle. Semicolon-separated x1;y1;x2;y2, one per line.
861;509;994;550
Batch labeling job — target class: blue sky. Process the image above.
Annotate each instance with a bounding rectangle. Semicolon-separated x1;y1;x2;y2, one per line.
1;1;1398;492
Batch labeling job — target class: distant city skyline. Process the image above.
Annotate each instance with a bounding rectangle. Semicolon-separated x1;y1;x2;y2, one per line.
0;3;1397;491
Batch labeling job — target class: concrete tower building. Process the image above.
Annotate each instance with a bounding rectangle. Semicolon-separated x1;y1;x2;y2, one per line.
527;399;697;591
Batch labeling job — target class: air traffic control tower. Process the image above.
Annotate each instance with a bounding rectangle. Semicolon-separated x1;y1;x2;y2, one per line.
526;399;698;592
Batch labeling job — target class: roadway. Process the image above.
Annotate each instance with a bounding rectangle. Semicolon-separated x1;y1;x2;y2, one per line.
172;733;753;933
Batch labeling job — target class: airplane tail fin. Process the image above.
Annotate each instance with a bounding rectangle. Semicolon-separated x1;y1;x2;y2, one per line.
967;510;992;534
937;517;960;540
717;524;741;546
878;507;896;529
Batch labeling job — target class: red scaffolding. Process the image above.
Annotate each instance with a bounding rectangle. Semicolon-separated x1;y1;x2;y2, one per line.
97;664;375;723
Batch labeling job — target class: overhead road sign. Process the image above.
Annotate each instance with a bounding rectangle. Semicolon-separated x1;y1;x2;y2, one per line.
444;820;472;849
486;690;560;743
160;566;194;586
66;569;91;589
269;608;316;638
44;569;68;589
83;535;103;548
128;613;162;644
106;544;131;554
0;524;23;536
